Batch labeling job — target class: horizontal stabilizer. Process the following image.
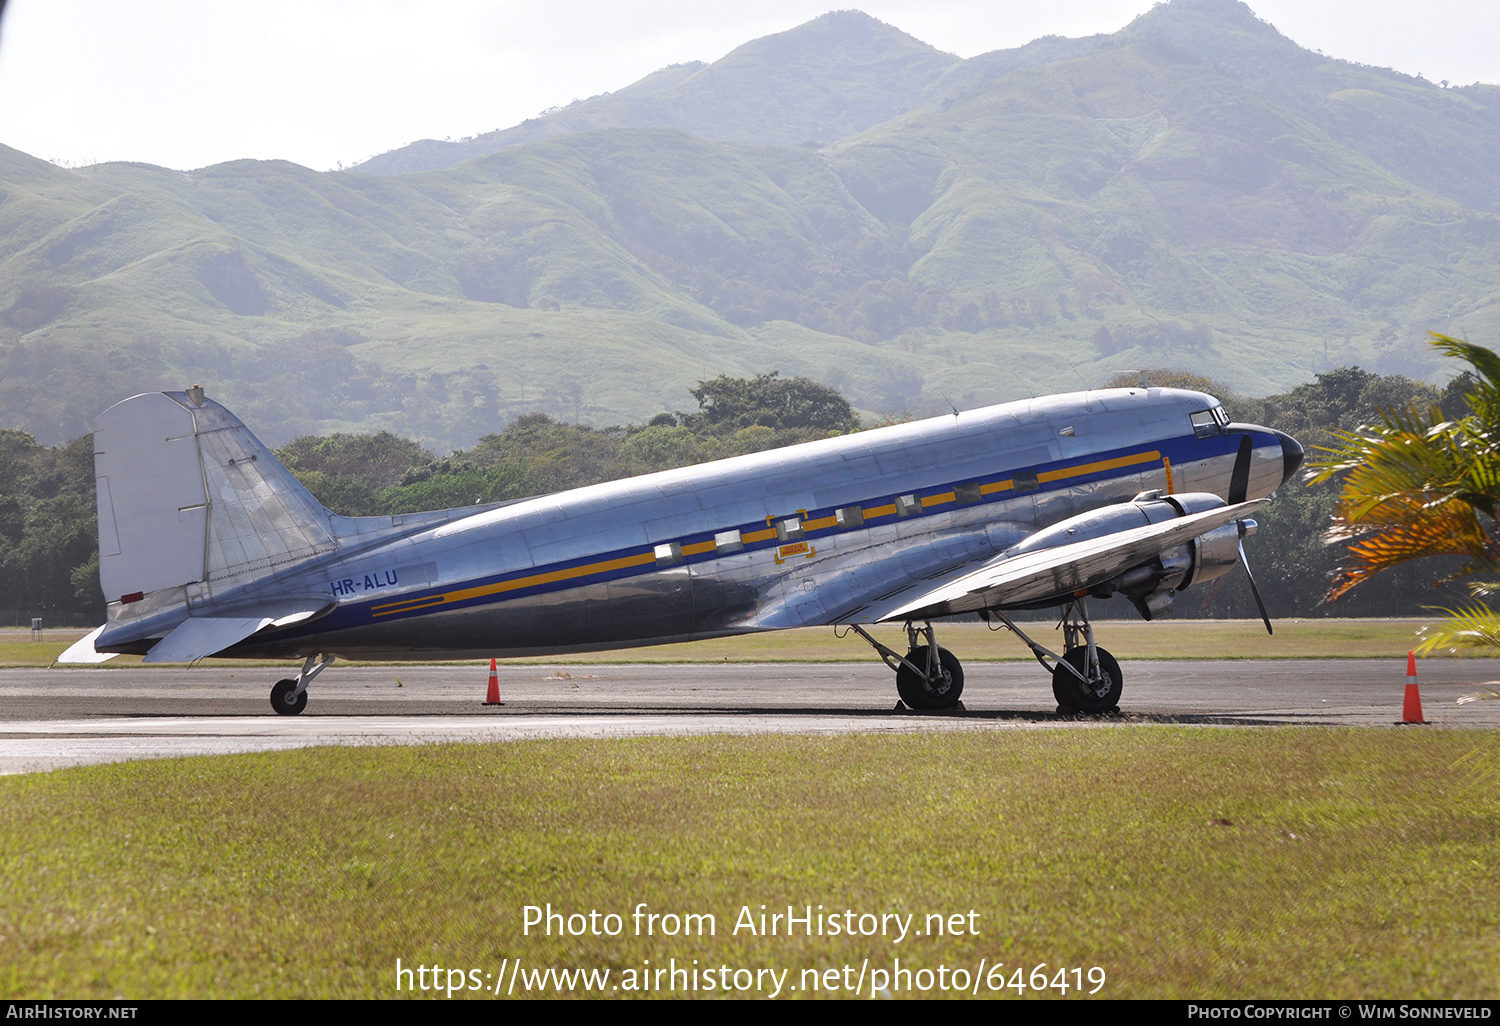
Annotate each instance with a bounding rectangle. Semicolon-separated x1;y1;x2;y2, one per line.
55;625;119;665
142;604;330;664
880;498;1268;622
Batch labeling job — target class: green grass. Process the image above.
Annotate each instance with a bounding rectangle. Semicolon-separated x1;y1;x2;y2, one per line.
1;730;1496;998
0;618;1460;668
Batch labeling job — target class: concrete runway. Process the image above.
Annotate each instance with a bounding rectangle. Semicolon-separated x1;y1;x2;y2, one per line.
2;659;1497;773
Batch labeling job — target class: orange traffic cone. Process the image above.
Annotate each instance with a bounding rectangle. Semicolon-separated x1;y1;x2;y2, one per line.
1398;650;1427;725
483;658;503;706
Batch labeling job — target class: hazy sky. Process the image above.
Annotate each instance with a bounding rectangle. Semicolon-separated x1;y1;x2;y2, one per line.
1;0;1497;173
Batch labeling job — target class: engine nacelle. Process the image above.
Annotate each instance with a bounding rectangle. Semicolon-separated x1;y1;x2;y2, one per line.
1005;490;1225;555
1003;491;1255;621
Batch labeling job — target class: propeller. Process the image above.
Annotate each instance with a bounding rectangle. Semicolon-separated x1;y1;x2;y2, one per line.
1237;519;1272;635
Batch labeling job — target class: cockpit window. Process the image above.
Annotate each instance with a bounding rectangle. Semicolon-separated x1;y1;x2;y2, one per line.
1190;407;1228;438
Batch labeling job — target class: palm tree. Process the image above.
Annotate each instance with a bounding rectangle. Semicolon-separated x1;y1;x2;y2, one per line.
1309;334;1500;698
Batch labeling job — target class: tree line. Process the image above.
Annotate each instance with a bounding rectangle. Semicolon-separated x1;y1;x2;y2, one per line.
0;367;1470;627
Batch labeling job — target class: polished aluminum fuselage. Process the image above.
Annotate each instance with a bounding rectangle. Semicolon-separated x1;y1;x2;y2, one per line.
234;388;1287;660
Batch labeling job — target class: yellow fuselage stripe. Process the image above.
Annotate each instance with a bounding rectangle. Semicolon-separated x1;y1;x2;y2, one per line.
374;550;657;616
1038;450;1161;484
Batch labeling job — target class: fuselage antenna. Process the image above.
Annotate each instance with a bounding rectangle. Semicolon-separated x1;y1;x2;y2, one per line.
1004;366;1036;398
1066;359;1090;391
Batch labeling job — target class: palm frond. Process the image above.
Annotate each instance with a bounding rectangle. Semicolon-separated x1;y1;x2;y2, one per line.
1430;332;1500;433
1414;604;1500;655
1310;337;1500;601
1324;500;1495;599
1429;333;1500;391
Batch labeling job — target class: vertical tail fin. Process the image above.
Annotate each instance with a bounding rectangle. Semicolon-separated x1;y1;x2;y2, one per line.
94;389;336;608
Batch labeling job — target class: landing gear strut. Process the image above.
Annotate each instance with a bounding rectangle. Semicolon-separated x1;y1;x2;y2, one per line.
844;622;965;711
270;653;333;716
983;599;1122;715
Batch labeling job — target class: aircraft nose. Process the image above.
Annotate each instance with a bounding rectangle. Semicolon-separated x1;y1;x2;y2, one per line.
1273;429;1304;487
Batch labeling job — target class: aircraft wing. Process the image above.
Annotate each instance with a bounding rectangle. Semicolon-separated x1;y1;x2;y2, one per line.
877;498;1268;623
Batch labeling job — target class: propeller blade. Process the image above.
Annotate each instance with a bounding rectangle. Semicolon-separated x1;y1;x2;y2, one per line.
1238;538;1273;635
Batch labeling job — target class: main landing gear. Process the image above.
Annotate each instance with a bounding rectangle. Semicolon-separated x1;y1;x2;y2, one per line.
984;598;1121;715
270;653;334;715
842;598;1122;715
844;622;966;710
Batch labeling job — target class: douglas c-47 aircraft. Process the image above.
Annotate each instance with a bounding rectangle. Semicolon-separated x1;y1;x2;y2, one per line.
60;385;1302;715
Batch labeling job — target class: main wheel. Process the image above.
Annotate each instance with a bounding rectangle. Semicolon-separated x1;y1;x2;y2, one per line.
270;678;307;716
896;646;964;710
1052;646;1122;714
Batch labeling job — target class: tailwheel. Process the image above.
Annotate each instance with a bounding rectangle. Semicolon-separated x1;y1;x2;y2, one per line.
269;654;333;716
270;678;307;715
1052;645;1121;715
896;645;965;711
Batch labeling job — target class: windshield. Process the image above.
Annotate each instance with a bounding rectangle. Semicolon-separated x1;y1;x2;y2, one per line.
1190;405;1229;438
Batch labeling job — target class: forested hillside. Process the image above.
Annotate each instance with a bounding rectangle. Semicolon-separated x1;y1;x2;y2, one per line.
4;0;1500;451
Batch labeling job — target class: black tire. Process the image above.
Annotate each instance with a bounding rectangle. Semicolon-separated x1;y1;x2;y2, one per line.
896;646;964;710
1051;646;1122;714
270;678;307;716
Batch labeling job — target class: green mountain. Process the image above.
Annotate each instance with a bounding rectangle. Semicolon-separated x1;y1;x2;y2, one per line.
352;12;964;174
4;0;1500;450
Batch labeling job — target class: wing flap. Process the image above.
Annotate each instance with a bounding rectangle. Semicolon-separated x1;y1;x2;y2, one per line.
880;499;1268;622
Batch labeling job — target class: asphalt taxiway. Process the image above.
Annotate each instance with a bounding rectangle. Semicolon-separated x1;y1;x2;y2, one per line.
2;659;1496;773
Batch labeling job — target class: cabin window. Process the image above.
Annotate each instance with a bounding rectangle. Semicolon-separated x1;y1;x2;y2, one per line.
954;482;982;506
835;505;864;528
895;494;921;517
776;518;804;541
1013;471;1039;493
654;542;683;566
714;529;743;553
